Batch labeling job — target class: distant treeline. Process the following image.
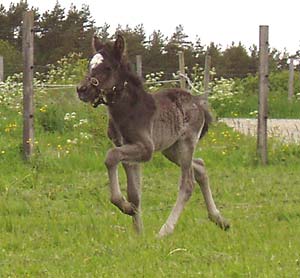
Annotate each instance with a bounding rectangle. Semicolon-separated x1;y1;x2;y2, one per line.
0;0;298;79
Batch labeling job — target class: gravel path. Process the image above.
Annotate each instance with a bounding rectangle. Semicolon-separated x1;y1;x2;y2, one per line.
219;118;300;143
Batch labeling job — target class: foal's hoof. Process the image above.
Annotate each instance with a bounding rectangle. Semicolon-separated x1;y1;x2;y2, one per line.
208;214;230;231
111;197;136;216
157;223;174;238
121;201;137;216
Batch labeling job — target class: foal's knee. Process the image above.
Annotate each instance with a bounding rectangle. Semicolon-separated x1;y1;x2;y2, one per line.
105;148;120;168
139;141;154;162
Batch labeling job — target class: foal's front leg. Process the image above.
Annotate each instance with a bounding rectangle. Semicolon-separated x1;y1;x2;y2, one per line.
105;141;153;218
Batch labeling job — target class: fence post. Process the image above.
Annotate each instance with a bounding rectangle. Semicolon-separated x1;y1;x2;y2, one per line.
0;56;3;82
178;51;186;90
136;55;142;79
204;53;211;100
257;25;269;165
22;11;34;160
288;58;294;102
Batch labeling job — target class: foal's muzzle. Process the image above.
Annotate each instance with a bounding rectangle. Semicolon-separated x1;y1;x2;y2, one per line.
76;76;100;100
77;85;87;92
76;83;90;102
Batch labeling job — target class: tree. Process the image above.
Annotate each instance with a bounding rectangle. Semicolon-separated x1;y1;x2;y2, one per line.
36;2;96;67
6;1;39;49
270;48;289;71
164;25;194;75
62;4;96;57
36;2;65;65
0;39;22;78
115;24;147;71
143;30;166;74
1;1;293;80
220;42;252;78
97;23;111;42
249;44;258;74
207;42;222;75
193;36;206;66
0;4;10;42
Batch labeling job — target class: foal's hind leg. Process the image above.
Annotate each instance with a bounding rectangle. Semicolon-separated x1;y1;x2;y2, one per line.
158;141;195;237
122;163;143;234
193;159;230;230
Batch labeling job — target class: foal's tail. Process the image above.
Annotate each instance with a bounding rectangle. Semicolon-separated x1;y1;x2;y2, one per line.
198;97;213;140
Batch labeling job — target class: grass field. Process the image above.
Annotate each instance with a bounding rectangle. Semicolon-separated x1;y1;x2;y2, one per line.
1;88;300;277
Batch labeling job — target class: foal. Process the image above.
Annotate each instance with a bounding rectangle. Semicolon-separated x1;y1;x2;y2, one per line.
77;35;229;237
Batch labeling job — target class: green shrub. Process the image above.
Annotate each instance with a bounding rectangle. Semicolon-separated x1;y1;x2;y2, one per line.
36;104;65;133
47;53;88;85
236;74;258;95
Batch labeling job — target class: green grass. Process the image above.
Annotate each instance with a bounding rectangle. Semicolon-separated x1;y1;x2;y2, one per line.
211;90;300;119
1;88;300;277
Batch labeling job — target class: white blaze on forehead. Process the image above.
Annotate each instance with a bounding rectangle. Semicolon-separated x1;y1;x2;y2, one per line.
89;53;104;70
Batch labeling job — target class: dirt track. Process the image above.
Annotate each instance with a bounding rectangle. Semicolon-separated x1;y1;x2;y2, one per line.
219;118;300;143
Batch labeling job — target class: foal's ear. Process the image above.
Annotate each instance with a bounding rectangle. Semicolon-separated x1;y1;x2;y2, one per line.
114;35;125;61
92;35;104;53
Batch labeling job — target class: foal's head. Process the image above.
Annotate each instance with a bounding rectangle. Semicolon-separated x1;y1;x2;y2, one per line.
77;35;128;107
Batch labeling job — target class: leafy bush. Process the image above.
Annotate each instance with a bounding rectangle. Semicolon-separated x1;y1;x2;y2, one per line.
189;64;205;93
36;104;65;133
144;71;178;92
196;69;300;118
186;64;245;117
47;53;88;85
0;73;23;111
236;74;258;95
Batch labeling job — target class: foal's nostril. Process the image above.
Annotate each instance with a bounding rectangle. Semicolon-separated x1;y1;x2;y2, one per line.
77;85;87;92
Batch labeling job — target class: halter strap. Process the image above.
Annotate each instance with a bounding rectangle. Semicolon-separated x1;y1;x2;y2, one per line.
89;78;128;107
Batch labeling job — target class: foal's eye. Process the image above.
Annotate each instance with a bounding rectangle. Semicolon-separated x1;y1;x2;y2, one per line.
105;66;112;72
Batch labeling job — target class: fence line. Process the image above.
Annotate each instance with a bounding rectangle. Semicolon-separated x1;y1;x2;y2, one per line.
0;79;182;89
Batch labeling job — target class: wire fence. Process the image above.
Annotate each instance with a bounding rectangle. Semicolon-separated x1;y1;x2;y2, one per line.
0;77;183;90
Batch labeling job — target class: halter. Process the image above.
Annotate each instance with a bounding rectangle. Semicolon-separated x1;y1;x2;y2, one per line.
87;52;128;107
88;76;128;108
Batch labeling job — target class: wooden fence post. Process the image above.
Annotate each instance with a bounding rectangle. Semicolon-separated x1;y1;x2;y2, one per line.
178;51;186;89
288;58;294;102
257;25;269;165
0;56;3;82
136;55;142;79
204;53;211;100
22;11;34;160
